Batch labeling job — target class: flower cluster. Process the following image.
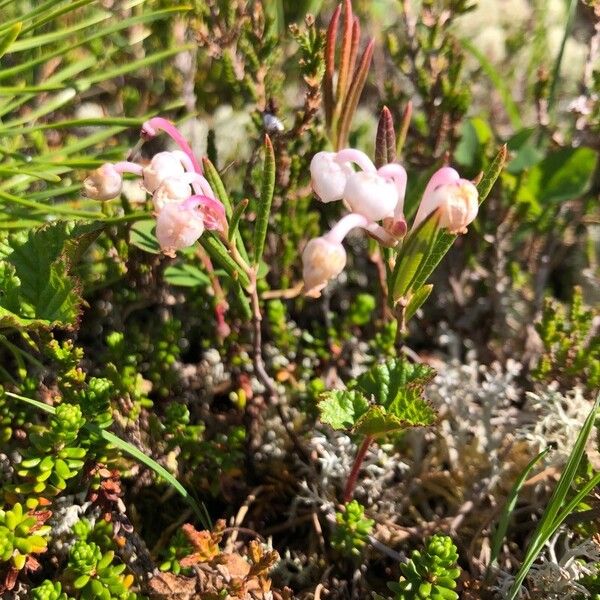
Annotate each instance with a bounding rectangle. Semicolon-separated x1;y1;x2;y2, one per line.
303;148;478;297
83;118;226;257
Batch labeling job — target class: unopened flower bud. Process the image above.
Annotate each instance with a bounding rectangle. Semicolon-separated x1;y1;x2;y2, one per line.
343;171;398;222
83;164;122;200
142;151;185;193
152;177;192;212
310;151;353;203
302;236;347;298
155;202;205;257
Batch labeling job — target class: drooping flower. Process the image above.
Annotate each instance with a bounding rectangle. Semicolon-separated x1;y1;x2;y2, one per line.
412;167;479;234
83;164;124;200
303;147;408;296
310;151;353;203
83;118;227;257
142;151;187;193
155;201;206;258
302;236;347;298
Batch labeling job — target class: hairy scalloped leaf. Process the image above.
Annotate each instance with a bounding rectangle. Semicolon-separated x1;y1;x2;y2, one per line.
352;406;409;436
318;390;369;431
355;358;436;428
0;222;82;329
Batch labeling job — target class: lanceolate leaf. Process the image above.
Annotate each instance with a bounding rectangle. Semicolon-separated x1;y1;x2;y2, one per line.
336;38;374;150
202;157;233;218
201;232;251;289
253;135;275;265
405;284;433;321
409;144;507;293
228;198;249;242
392;210;440;299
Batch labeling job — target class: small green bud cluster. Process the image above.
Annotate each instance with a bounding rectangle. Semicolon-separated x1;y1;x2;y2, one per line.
0;501;51;571
389;534;461;600
31;580;73;600
66;540;139;600
331;500;374;557
15;403;86;496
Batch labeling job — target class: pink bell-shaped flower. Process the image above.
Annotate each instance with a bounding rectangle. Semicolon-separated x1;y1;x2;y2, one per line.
142;151;186;193
343;171;398;222
155;201;206;257
413;167;479;234
302;236;347;298
83;164;123;200
310;151;354;203
152;177;193;212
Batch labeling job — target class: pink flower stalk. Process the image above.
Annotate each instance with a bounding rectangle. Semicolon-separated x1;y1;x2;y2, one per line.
412;167;479;234
141;117;202;174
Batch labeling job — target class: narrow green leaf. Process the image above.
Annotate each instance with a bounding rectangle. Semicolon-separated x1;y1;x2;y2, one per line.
253;135;275;265
8;11;109;52
487;447;550;574
130;220;160;254
201;232;251;289
228;198;249;242
392;211;440;299
79;44;194;88
201;157;232;218
507;394;600;599
404;284;433;321
0;7;189;82
0;22;21;59
20;0;96;35
164;263;210;288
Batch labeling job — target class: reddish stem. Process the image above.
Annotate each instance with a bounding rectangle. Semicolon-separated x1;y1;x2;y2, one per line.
342;435;374;503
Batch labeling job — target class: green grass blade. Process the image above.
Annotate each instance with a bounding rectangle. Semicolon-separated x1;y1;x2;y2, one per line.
0;22;21;59
20;0;96;35
487;447;550;574
8;12;110;53
507;393;600;599
253;135;275;265
78;44;194;88
0;7;188;82
4;391;210;527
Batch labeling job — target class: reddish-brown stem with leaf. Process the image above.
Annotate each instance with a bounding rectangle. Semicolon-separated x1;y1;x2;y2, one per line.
343;435;374;503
